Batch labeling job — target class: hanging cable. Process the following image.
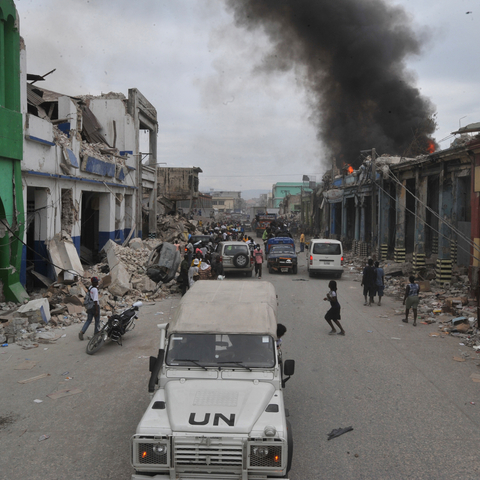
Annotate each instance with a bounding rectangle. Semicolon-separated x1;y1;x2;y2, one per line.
385;169;480;257
373;178;480;264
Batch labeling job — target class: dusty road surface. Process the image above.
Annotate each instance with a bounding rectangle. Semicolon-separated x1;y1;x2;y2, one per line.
2;252;480;479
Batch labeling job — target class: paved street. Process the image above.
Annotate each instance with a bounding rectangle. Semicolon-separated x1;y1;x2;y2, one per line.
2;250;480;479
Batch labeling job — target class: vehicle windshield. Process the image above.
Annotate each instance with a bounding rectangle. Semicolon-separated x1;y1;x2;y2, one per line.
270;245;294;254
313;243;341;255
166;333;276;368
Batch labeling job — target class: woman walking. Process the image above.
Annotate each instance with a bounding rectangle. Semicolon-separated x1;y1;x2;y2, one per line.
324;280;345;336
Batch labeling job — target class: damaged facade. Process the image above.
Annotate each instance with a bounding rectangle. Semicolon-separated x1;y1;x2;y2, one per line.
155;166;202;216
311;137;480;288
21;49;158;287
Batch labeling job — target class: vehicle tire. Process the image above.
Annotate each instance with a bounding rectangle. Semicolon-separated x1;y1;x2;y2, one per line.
308;270;314;278
337;272;343;279
246;270;253;278
86;332;105;355
268;266;273;274
233;252;249;268
292;265;298;274
286;419;293;473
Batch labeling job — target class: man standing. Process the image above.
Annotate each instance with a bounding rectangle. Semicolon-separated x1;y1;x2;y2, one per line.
299;231;305;253
253;245;264;279
403;275;420;326
361;259;377;306
179;254;190;296
374;261;385;306
79;277;100;340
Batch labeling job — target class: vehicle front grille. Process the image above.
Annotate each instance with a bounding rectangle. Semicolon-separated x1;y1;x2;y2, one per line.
174;437;243;468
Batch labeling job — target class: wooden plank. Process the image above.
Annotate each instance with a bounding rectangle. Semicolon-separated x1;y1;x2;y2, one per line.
18;373;50;384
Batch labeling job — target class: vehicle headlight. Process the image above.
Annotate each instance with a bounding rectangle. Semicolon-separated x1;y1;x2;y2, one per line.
286;259;292;263
152;443;167;455
253;446;269;458
112;319;120;327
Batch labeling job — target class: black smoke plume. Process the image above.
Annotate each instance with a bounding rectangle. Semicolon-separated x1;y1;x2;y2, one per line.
225;0;437;168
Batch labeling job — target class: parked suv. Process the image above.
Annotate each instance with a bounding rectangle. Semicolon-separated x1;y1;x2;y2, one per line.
217;241;254;277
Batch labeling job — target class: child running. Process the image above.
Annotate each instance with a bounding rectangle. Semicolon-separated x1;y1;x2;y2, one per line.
323;280;345;336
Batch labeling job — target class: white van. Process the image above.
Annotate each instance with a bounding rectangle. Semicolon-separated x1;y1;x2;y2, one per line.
307;239;344;278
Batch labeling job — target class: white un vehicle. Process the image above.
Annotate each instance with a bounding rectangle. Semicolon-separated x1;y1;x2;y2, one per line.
131;280;295;480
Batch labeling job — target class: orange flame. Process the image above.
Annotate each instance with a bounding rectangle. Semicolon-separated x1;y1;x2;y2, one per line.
347;165;354;174
427;139;435;154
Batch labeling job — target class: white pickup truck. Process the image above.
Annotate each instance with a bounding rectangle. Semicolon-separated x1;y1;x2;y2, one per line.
131;280;295;479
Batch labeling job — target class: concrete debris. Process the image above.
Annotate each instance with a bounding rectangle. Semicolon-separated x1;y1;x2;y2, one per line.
345;251;479;352
0;213;205;344
17;298;51;324
47;231;84;282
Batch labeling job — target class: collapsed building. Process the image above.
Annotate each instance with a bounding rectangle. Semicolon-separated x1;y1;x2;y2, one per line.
21;72;158;292
312;133;480;288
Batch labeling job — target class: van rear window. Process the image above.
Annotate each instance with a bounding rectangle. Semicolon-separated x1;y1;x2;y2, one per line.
313;243;341;255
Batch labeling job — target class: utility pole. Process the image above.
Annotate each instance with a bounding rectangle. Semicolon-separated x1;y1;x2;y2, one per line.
371;148;377;256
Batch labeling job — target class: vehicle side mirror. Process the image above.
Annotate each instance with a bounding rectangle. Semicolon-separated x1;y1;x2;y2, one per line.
284;359;295;376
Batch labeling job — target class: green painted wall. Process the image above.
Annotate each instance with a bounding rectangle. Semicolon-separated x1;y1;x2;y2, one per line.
0;1;28;302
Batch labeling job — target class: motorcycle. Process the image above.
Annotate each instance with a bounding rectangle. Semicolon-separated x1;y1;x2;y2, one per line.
86;301;143;355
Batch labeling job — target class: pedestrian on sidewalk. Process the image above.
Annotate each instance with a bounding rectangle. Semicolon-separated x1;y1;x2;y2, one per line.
361;258;376;306
403;275;420;326
374;261;385;306
179;254;190;296
299;232;305;253
253;244;264;279
323;280;345;336
79;277;100;341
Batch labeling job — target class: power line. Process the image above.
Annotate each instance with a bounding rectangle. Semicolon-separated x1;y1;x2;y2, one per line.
386;170;479;256
373;177;480;264
201;173;323;178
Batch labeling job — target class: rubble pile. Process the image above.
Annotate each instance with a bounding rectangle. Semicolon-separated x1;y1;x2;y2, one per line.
155;214;196;243
0;215;211;346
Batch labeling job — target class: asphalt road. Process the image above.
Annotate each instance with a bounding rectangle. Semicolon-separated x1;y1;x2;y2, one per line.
1;250;480;479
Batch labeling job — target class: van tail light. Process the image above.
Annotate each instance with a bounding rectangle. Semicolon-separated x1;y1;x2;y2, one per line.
309;255;313;266
219;256;223;263
341;256;344;266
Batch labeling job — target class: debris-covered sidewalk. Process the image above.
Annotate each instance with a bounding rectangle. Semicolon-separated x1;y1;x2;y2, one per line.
0;213;204;348
344;251;480;351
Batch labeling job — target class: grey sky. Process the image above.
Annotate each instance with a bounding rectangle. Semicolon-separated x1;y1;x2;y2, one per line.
15;0;480;193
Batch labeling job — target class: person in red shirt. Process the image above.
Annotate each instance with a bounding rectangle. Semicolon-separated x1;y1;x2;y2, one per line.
253;245;264;279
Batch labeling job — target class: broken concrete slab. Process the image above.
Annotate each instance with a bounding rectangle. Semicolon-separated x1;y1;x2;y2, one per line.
102;240;132;296
17;298;51;324
31;270;54;287
67;304;84;315
64;295;83;306
47;231;84;282
129;238;144;250
131;276;158;293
